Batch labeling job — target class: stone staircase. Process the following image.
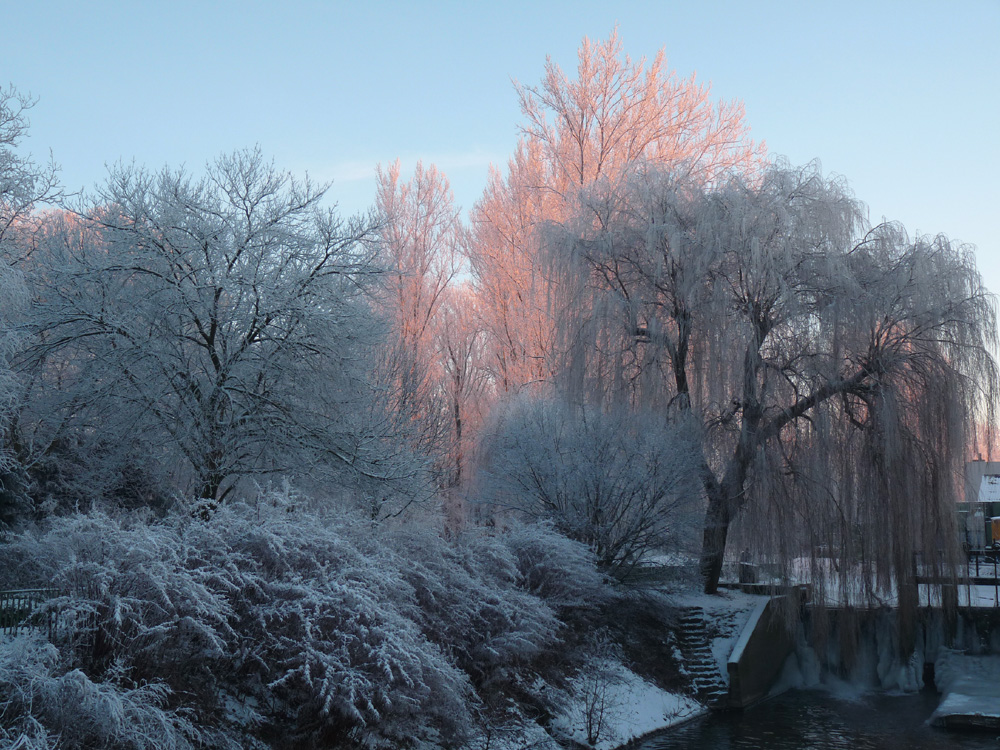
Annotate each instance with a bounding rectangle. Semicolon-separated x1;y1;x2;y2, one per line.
676;607;730;708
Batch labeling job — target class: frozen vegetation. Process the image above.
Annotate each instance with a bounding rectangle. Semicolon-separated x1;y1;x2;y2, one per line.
0;491;726;749
0;494;613;748
1;26;998;749
552;660;702;749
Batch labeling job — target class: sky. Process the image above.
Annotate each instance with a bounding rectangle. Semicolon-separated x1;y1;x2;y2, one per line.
4;1;999;294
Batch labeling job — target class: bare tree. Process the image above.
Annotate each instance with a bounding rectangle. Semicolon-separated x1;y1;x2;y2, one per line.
479;395;701;579
553;161;998;597
21;149;425;509
0;85;60;521
374;160;462;462
515;28;764;191
434;283;489;490
468;30;764;399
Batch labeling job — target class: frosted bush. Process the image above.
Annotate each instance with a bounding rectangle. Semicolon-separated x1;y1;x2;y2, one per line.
0;635;200;750
0;494;610;747
478;396;700;578
501;521;609;612
0;512;238;717
386;523;560;691
206;504;475;747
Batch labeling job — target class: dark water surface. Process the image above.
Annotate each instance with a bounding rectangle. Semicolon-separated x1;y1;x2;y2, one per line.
637;689;1000;749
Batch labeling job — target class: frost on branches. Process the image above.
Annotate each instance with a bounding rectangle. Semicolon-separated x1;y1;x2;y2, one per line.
547;160;998;601
0;85;60;525
468;29;764;398
0;494;608;748
0;636;201;750
16;149;427;515
478;395;701;580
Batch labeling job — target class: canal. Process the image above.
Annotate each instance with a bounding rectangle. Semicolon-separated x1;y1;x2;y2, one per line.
636;688;1000;749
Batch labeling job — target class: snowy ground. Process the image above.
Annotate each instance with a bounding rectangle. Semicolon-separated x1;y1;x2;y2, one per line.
551;660;703;750
548;589;764;748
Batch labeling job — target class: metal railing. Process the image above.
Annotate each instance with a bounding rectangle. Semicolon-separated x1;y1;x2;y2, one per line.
966;548;1000;577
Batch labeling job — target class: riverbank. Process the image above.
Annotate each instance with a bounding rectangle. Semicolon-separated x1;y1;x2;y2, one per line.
551;660;703;749
546;589;765;749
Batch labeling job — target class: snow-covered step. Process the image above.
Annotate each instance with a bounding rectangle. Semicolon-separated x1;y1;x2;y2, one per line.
674;606;729;708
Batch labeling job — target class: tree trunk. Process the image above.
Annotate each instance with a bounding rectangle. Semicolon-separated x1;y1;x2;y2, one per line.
198;475;222;502
700;486;731;594
452;377;462;488
699;319;767;593
195;456;224;519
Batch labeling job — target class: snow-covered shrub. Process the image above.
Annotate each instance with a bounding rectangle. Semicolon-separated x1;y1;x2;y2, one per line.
478;396;701;579
501;521;609;612
201;502;475;748
382;519;615;740
385;522;563;722
0;511;238;718
0;506;473;748
0;494;610;747
0;635;200;750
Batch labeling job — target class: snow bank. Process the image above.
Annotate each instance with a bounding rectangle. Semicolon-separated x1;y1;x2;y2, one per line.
552;660;703;749
931;650;1000;728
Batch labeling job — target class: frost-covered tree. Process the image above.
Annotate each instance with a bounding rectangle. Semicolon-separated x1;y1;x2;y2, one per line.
479;395;701;579
374;160;463;462
0;85;60;251
468;30;764;398
0;267;24;469
434;283;488;491
20;149;424;508
552;161;998;598
0;85;60;523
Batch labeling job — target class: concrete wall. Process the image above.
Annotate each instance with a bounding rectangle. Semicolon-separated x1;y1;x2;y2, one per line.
727;596;796;708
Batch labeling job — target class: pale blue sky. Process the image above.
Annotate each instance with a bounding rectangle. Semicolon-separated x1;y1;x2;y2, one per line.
5;1;999;292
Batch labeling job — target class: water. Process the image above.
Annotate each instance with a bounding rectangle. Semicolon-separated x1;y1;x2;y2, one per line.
637;689;1000;749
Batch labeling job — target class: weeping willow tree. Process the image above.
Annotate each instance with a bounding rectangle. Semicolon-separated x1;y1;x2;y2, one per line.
545;161;998;613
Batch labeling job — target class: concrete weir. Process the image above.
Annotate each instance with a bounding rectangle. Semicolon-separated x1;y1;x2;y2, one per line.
724;597;1000;728
697;571;1000;737
797;605;1000;728
726;594;798;708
